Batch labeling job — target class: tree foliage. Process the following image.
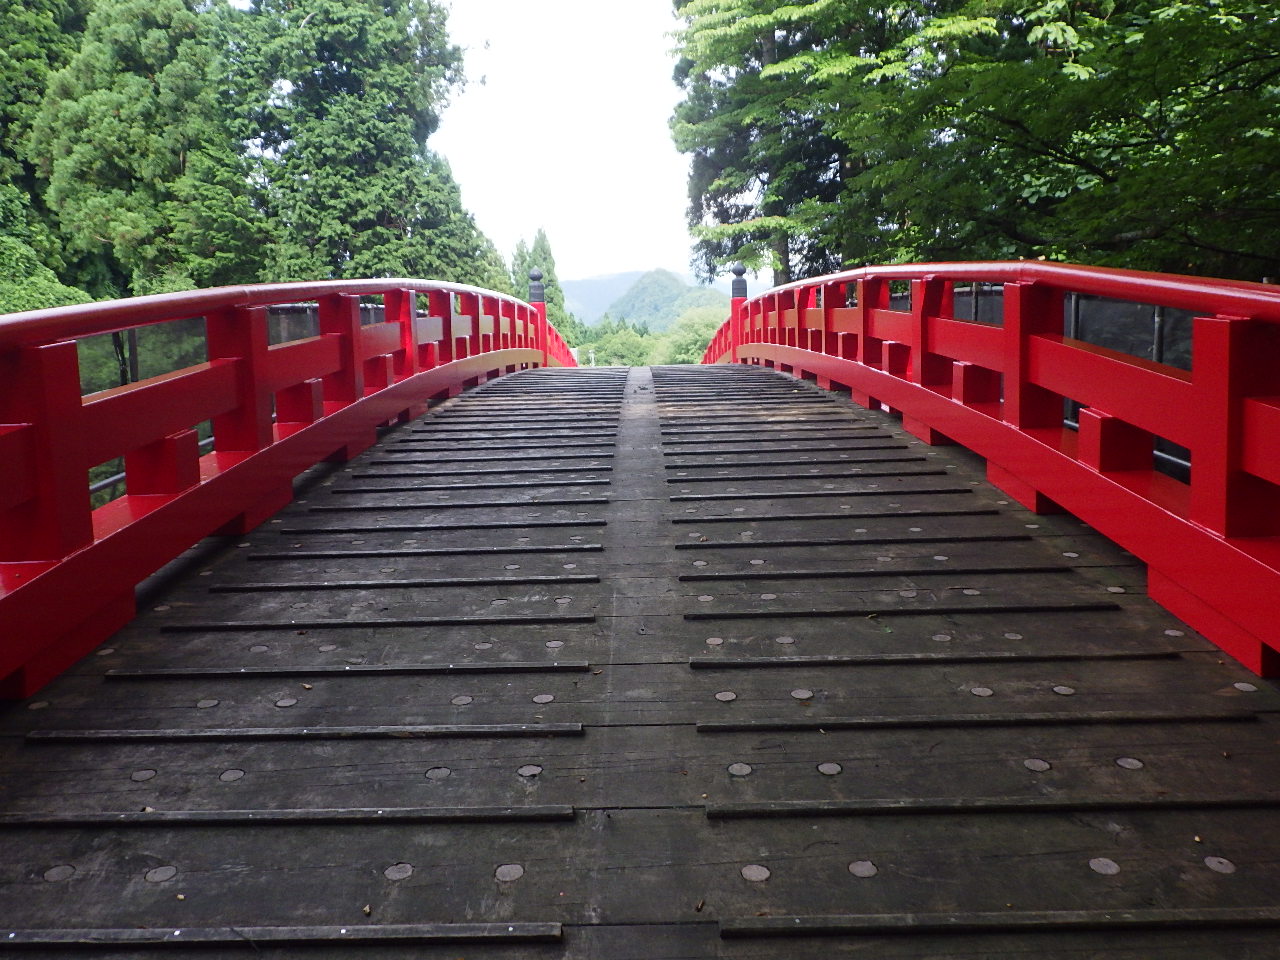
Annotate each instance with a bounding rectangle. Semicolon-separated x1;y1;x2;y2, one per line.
510;228;588;344
4;0;526;312
673;0;1280;281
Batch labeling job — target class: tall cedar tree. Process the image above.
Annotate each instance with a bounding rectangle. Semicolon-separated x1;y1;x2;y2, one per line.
240;0;505;286
28;0;265;297
510;229;586;344
0;0;92;277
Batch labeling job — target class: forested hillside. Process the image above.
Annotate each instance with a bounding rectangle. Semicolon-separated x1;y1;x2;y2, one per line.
673;0;1280;285
605;268;728;333
0;0;508;312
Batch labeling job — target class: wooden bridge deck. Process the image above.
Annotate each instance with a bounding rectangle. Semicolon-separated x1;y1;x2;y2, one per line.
2;365;1279;958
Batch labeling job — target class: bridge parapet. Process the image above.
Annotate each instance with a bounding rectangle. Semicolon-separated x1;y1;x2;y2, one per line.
704;261;1280;675
0;279;575;696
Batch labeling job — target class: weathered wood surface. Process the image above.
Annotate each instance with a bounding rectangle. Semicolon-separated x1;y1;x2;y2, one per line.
2;364;1278;958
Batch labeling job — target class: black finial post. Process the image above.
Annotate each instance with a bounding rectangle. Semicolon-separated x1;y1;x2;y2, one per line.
731;262;748;299
528;268;545;304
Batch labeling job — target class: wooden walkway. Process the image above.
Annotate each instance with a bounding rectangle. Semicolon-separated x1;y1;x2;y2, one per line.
2;364;1279;958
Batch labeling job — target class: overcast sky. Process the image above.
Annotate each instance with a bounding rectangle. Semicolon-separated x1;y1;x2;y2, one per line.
432;1;696;282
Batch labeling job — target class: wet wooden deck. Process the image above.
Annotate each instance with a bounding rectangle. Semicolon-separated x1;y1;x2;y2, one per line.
2;364;1279;958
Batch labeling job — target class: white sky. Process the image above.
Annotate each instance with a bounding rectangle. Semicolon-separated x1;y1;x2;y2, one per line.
432;1;695;281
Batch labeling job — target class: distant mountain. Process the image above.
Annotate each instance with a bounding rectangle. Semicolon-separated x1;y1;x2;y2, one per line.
562;269;735;324
602;269;730;332
561;272;646;324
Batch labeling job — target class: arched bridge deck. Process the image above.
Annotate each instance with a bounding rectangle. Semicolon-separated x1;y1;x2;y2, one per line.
3;364;1279;958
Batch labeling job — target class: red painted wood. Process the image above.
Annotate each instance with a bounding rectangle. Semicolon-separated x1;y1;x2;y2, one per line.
0;278;573;697
703;260;1280;676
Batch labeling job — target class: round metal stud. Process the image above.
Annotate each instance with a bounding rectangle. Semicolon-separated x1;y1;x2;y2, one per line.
554;597;572;605
96;647;116;656
219;769;245;782
1234;682;1259;693
518;765;543;778
532;694;555;704
563;563;578;570
546;641;565;649
1004;633;1024;640
26;701;49;711
425;767;451;781
1204;856;1236;874
1107;586;1126;594
495;863;525;882
131;769;157;782
932;634;953;643
43;865;75;882
705;637;724;646
1164;629;1185;637
1063;552;1080;558
848;860;878;878
1024;758;1051;772
474;642;493;651
715;691;738;702
692;560;708;567
899;590;918;599
741;864;771;882
384;862;413;881
750;559;765;565
1116;757;1144;770
817;762;842;776
1053;685;1076;696
318;644;337;653
698;595;714;602
145;865;178;883
775;636;796;645
1089;857;1120;876
791;688;814;700
196;699;219;709
275;697;297;708
451;695;473;706
727;762;753;777
970;686;994;697
933;556;949;562
962;588;982;596
760;593;777;601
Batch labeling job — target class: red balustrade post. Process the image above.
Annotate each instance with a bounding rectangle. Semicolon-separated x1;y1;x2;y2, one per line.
990;280;1066;512
1078;408;1152;473
429;290;454;365
903;277;954;444
528;269;550;367
0;341;92;562
1189;315;1280;537
317;292;376;462
207;304;294;531
729;263;747;363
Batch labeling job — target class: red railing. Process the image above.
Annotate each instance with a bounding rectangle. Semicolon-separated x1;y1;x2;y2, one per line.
703;261;1280;676
0;280;575;696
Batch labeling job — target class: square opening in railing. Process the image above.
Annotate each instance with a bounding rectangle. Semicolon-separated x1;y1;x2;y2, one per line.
88;457;126;508
888;279;912;312
1064;294;1194;371
77;316;209;395
951;283;1004;326
268;303;320;345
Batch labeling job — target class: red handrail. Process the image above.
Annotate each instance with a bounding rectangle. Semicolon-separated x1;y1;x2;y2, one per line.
703;260;1280;676
0;279;575;696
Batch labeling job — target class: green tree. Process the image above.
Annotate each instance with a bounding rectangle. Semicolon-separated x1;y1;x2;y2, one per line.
673;0;1280;281
28;0;266;297
0;232;91;314
511;229;570;316
654;305;725;364
672;0;855;284
0;0;92;271
240;0;500;285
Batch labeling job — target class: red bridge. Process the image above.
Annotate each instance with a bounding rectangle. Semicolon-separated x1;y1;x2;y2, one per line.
0;263;1278;957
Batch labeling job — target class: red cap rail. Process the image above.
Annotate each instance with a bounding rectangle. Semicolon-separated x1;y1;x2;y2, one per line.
703;261;1280;676
0;279;575;697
